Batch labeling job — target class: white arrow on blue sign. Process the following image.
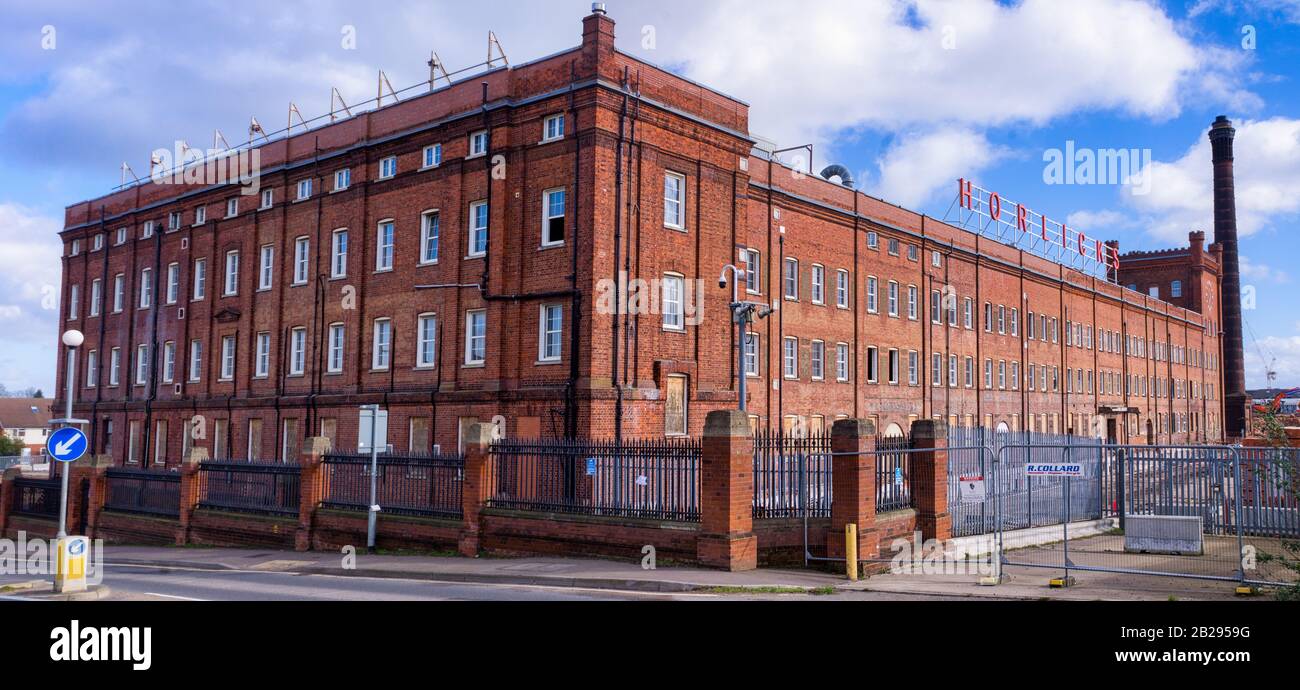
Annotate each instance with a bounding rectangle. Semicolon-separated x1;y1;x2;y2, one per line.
46;427;88;463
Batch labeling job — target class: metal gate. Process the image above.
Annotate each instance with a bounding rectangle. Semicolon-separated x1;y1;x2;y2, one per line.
993;443;1298;588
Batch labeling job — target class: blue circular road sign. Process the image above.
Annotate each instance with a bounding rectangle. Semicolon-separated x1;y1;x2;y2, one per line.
47;427;88;463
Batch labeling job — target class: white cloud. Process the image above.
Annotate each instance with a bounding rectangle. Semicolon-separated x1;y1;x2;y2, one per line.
872;128;1010;208
1125;117;1300;244
1240;255;1291;284
0;203;62;391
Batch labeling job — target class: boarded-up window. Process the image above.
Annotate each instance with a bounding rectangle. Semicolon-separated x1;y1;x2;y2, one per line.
664;375;687;437
458;417;478;455
409;418;430;453
213;419;227;459
809;415;825;437
181;418;193;458
247;419;262;460
153;420;168;465
320;418;337;449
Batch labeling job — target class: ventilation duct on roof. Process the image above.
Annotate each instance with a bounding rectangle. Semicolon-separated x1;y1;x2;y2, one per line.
820;164;854;188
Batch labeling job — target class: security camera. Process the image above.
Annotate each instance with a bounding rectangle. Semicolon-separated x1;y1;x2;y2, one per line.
719;277;728;289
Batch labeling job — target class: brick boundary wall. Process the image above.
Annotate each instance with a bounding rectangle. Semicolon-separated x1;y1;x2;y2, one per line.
0;420;954;569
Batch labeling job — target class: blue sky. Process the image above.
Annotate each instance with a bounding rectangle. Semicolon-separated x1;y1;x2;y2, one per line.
0;0;1298;393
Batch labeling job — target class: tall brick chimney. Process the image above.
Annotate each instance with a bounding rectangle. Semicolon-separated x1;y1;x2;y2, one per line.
1209;116;1248;439
580;3;618;82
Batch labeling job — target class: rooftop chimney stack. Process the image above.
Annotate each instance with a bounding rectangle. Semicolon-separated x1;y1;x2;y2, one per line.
1209;115;1248;439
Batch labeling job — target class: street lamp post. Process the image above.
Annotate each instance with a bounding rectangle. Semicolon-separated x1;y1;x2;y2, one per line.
56;329;84;540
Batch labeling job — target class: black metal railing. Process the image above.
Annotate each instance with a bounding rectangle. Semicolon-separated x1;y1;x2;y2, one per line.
752;431;832;518
876;435;912;512
11;476;60;518
104;467;181;517
321;452;464;518
489;437;702;521
197;460;301;516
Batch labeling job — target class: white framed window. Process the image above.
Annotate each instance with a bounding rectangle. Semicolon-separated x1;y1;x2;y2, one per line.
835;269;849;308
260;188;273;210
327;324;345;373
89;279;101;317
223;250;239;296
162;341;176;383
887;238;899;256
165;263;179;304
964;298;973;329
85;350;97;387
194;206;207;226
138;268;152;308
220;336;236;381
331;229;348;278
932;352;943;387
296;179;312;201
867;277;878;313
67;284;79;320
376;221;395;271
664;172;685;230
866;231;879;249
112;272;124;313
293;237;311;283
419;211;440;264
469;130;489;157
225;197;238;218
810;265;825;305
866;346;879;383
908;351;920;385
468;201;488;257
416;314;437;369
984;359;993;389
743;249;760;294
542;189;566;246
998;360;1007;389
192;259;206;300
783;337;798;379
422;144;442;169
782;258;799;300
964;357;974;388
538;304;563;362
907;244;919;262
811;340;825;380
1010;308;1019;336
908;285;919;320
949;355;958;389
115;227;127;245
168;211;181;231
334;168;351;191
931;290;942;324
92;233;104;251
887;281;899;317
662;274;685;331
260;244;276;290
141;221;154;239
464;310;486;365
109;348;121;386
744;333;759;377
1171;280;1183;298
256;331;272;378
888;349;900;385
188;340;202;382
378;157;397;180
372;319;392;370
286;329;304;376
542;113;565;142
932;250;942;267
135;344;149;385
836;343;850;382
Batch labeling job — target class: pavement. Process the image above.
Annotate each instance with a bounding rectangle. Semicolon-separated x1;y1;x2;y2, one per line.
10;544;1266;601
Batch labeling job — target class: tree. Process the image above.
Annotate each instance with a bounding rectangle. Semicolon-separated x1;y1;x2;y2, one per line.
0;434;24;456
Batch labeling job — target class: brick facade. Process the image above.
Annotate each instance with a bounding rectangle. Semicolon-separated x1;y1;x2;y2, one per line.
52;8;1225;465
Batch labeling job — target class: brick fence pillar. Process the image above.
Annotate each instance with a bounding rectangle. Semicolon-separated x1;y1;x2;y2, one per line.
458;423;496;557
0;467;20;537
175;447;208;546
296;437;331;551
910;419;951;542
696;410;757;571
69;454;114;538
827;418;878;560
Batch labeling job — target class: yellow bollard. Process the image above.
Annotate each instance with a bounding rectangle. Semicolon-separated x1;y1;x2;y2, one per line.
846;523;859;581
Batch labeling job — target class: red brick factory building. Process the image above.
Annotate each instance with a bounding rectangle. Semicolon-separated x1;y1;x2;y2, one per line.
53;7;1245;465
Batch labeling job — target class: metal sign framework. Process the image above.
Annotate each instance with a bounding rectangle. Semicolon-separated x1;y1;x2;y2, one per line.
943;178;1119;278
